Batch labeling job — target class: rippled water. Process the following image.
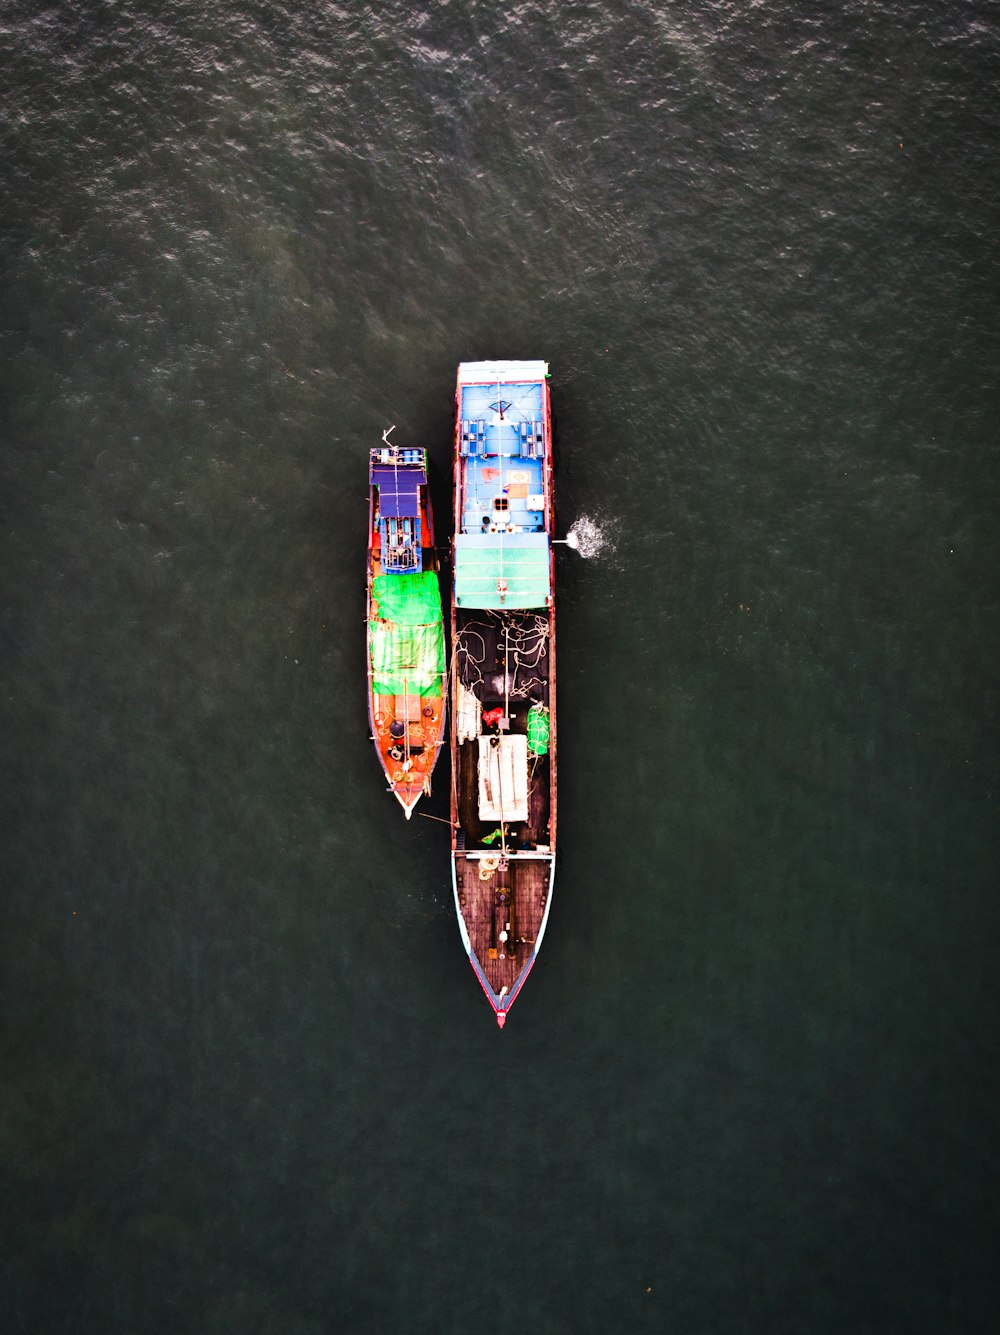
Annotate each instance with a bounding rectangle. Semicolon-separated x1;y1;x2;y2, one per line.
2;2;998;1331
564;514;613;559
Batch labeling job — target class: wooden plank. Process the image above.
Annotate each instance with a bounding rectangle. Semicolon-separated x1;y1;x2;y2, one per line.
456;854;551;994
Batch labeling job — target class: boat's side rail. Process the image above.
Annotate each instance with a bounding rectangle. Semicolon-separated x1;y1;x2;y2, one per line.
454;850;553;861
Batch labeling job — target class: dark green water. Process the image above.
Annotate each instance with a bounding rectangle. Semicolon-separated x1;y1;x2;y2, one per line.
2;2;998;1331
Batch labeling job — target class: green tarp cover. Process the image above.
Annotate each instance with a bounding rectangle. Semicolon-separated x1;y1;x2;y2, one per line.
369;571;445;696
454;532;551;609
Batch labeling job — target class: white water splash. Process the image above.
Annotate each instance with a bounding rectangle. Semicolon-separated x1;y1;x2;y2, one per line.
564;514;611;558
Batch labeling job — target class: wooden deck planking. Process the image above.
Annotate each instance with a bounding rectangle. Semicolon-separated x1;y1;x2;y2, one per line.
455;854;551;994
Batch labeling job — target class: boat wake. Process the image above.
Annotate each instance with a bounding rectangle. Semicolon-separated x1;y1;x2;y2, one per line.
564;513;614;559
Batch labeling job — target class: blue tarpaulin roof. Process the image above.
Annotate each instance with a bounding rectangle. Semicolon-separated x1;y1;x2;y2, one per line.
454;532;551;609
373;466;424;517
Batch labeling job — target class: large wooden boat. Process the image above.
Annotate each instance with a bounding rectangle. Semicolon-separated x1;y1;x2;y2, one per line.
367;433;447;818
449;361;557;1027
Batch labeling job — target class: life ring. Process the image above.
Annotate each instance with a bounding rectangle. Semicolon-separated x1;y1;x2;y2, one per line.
422;706;435;719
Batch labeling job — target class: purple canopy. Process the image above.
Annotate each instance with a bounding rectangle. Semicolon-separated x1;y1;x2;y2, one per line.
372;465;424;517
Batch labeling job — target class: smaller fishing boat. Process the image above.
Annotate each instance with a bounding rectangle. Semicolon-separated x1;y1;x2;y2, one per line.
367;430;447;818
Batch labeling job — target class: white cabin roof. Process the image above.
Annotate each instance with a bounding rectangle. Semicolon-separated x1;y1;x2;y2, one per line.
458;360;548;385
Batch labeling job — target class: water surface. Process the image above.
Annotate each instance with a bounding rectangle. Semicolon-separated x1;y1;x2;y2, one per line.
2;2;998;1331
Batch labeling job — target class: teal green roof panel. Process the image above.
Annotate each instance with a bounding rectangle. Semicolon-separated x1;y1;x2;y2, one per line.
454;532;551;609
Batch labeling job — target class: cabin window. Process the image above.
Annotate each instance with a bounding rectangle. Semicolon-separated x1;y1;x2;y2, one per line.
494;497;509;512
